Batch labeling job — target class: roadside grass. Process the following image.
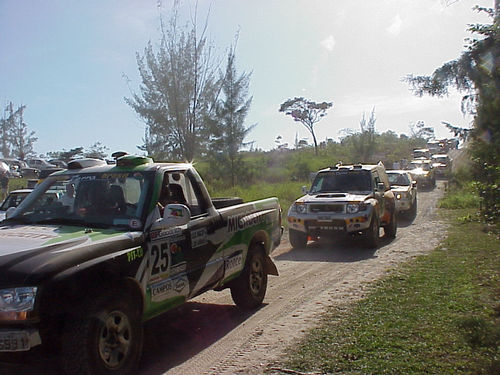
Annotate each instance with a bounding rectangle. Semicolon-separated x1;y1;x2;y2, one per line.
439;181;481;209
271;206;500;374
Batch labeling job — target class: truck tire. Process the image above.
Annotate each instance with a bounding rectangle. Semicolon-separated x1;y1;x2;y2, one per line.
60;291;143;375
289;229;308;249
384;210;397;239
364;215;380;249
230;246;268;310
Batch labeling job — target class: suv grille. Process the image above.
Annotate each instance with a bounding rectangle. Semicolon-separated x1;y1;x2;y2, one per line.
310;204;344;213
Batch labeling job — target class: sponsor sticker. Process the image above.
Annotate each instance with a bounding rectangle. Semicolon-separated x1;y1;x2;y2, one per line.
150;275;188;302
191;228;207;248
225;252;243;275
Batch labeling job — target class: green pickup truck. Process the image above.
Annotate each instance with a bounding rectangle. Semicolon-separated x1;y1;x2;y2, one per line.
0;155;282;375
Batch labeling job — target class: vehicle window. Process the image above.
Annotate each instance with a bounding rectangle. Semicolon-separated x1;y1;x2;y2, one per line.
387;173;410;186
0;193;28;210
10;172;153;230
311;171;372;193
158;171;206;216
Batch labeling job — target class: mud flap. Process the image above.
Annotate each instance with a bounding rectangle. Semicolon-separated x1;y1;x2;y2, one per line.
264;255;279;276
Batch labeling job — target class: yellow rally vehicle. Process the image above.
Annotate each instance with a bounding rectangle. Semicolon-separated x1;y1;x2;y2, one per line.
288;162;397;249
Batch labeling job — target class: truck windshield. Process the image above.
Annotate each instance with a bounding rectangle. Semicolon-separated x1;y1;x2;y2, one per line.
7;171;153;230
310;171;372;193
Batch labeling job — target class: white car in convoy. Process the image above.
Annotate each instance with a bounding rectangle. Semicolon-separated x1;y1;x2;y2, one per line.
387;170;417;216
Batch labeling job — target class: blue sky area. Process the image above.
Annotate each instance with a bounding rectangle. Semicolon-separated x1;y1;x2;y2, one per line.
0;0;493;158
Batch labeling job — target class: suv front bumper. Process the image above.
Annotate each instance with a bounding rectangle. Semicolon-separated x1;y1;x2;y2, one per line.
288;211;372;236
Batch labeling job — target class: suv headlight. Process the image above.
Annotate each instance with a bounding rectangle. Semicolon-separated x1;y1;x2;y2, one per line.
347;202;367;214
293;203;307;214
0;287;38;318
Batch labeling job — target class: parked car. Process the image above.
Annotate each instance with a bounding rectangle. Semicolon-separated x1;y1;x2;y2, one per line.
0;188;33;221
387;170;417;216
408;159;436;188
431;154;452;177
288;162;397;249
0;155;282;375
26;158;57;170
0;158;39;178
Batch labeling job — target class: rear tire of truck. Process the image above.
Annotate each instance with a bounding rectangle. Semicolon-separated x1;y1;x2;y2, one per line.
289;229;308;249
364;215;380;249
60;292;143;375
230;246;268;310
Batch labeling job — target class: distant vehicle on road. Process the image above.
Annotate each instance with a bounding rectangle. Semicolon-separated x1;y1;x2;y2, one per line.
413;148;431;159
408;159;436;188
431;154;452;177
387;170;417;216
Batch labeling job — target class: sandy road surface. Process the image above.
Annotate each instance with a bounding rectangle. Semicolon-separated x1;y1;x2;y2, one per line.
1;182;447;375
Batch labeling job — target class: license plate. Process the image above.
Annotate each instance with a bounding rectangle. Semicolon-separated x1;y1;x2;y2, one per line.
0;331;30;352
317;216;332;222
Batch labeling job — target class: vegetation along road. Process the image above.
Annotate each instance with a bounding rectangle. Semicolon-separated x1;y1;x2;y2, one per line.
0;181;447;375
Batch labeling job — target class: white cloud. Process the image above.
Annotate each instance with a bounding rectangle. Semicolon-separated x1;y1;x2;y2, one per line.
320;35;336;51
387;14;402;36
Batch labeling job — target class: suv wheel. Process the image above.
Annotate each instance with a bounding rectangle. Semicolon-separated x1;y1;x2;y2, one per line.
364;215;380;249
289;229;308;248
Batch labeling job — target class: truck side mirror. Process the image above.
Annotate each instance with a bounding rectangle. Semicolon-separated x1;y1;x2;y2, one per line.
153;204;191;230
377;182;385;192
301;186;309;194
163;204;190;225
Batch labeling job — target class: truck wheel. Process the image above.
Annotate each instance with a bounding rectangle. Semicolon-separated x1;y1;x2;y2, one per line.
289;229;308;248
60;292;143;375
384;210;397;239
364;215;380;249
230;246;268;310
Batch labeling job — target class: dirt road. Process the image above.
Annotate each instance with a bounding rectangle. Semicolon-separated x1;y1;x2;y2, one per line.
0;182;447;375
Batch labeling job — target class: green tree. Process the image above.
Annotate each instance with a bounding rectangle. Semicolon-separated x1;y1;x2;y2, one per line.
279;97;333;155
5;103;37;160
47;147;84;162
340;108;377;162
126;4;220;161
84;142;109;159
409;120;435;141
207;44;254;187
405;2;500;222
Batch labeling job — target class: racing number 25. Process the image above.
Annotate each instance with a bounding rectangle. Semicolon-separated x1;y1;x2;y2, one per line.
151;243;169;275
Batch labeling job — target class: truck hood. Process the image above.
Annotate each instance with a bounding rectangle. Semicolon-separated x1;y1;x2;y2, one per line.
0;224;143;286
297;192;372;203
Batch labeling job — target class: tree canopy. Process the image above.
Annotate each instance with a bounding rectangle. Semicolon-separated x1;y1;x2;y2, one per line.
0;102;37;160
126;4;220;162
405;2;500;222
279;97;333;155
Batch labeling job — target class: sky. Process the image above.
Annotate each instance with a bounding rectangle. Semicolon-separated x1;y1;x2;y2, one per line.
0;0;493;158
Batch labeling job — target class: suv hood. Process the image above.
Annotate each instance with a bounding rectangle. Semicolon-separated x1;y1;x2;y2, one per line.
297;192;373;203
0;224;142;286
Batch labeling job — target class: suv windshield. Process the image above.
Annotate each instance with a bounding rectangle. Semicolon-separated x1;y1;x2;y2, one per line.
310;170;372;193
387;172;410;186
7;171;153;230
